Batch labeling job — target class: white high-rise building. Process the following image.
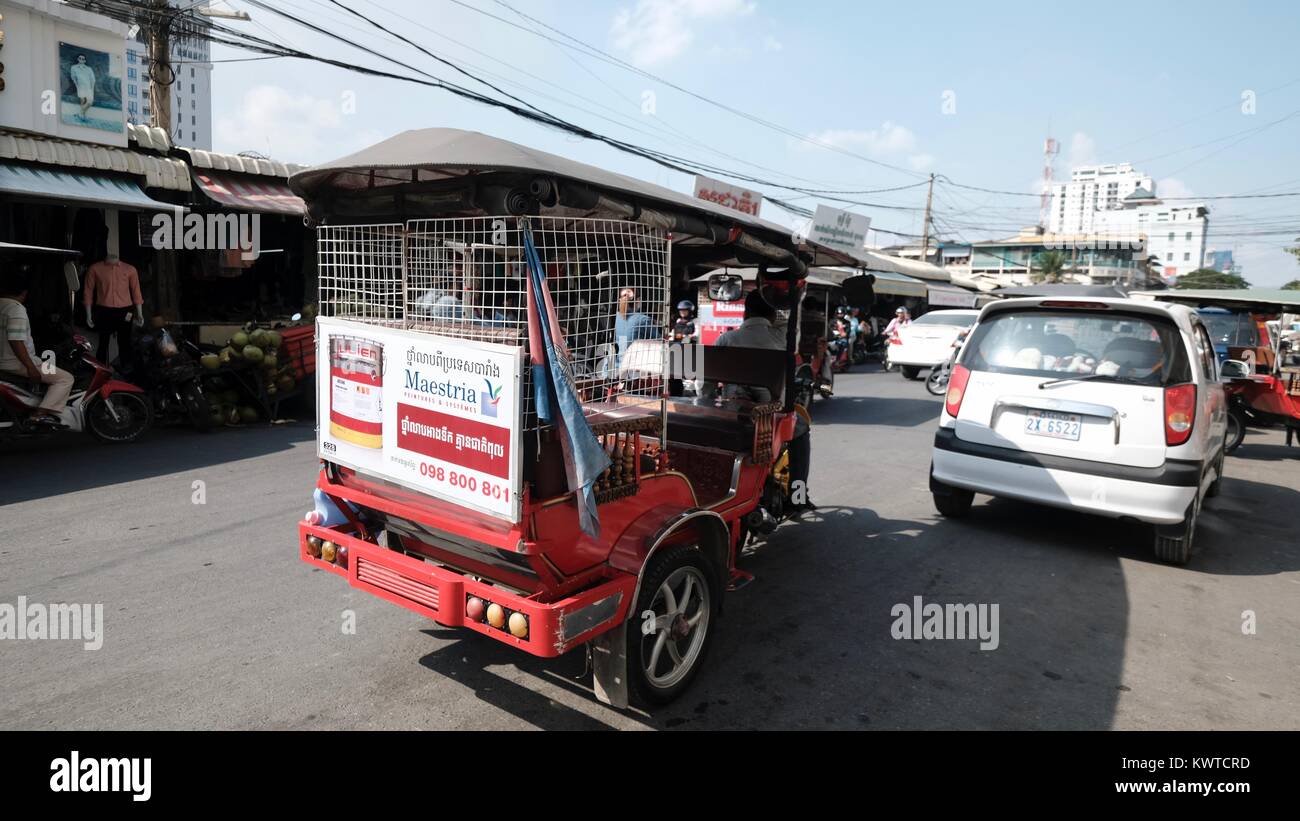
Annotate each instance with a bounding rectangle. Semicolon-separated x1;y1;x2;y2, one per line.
123;11;212;150
1048;163;1154;234
1049;163;1208;281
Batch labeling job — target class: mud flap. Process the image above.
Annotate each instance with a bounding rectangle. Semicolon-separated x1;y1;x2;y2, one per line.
591;620;629;709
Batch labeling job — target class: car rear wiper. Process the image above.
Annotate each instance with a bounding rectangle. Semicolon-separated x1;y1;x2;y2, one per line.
1038;372;1107;389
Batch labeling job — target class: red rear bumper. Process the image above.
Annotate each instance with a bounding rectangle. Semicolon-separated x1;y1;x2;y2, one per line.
298;522;634;657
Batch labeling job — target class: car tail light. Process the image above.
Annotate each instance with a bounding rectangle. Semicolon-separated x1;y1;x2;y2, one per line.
1164;383;1196;445
945;364;971;418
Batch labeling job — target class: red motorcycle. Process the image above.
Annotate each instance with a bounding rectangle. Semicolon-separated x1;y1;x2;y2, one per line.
0;334;153;443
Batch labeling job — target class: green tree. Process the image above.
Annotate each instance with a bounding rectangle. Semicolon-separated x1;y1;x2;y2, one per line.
1282;279;1300;291
1030;250;1068;284
1174;268;1251;290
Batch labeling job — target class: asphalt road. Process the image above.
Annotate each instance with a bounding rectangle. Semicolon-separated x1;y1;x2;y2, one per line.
2;366;1298;730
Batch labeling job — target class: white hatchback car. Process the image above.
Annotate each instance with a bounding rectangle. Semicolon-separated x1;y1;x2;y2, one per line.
888;309;980;380
929;297;1227;564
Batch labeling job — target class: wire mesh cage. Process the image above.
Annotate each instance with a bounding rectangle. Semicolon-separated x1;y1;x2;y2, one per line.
318;216;672;432
318;223;405;325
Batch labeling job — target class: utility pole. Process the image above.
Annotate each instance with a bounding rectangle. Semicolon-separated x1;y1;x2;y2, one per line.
919;173;935;265
146;0;173;135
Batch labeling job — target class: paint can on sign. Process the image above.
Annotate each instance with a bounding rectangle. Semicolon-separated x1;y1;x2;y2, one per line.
329;335;383;448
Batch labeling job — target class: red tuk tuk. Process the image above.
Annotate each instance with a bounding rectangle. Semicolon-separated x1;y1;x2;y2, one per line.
1144;289;1300;453
287;129;858;707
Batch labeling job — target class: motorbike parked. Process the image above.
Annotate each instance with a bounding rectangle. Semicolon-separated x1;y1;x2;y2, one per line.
122;324;213;431
0;334;153;443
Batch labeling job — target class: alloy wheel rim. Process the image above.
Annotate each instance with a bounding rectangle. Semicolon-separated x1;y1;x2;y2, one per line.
641;565;710;690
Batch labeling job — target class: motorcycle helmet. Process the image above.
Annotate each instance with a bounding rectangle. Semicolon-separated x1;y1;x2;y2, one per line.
676;300;695;313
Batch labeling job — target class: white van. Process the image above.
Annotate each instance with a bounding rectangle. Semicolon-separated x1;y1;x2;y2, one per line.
929;298;1228;564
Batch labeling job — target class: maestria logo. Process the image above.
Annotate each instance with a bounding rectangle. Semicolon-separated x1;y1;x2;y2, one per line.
481;379;503;417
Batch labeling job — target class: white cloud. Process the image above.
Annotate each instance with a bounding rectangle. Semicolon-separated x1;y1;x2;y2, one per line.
1157;177;1195;200
799;122;936;170
214;85;384;165
1066;131;1098;168
611;0;757;67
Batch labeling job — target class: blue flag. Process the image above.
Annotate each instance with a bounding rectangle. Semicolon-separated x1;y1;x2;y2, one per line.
521;220;610;537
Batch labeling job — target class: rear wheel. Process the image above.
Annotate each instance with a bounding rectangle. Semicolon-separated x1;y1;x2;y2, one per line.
1153;498;1199;565
1224;407;1246;453
901;365;921;380
86;392;153;443
627;545;717;707
925;367;949;396
930;469;974;517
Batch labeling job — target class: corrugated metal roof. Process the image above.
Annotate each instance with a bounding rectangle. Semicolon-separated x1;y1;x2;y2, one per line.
178;146;306;179
126;122;172;153
0;130;190;192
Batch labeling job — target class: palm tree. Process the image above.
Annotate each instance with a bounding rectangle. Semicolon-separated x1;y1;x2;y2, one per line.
1030;250;1068;284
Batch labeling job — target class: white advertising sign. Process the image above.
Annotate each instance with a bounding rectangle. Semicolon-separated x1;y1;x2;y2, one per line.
809;204;871;253
316;317;523;521
694;174;762;218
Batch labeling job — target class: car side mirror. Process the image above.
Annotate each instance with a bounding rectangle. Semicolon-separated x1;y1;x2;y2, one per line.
708;273;744;304
1220;359;1250;379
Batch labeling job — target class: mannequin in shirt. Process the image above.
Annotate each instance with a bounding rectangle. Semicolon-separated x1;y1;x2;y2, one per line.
83;252;143;366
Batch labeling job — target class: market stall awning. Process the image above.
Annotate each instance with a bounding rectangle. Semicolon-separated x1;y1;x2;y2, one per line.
926;283;979;308
192;171;306;216
869;270;928;298
0;240;80;256
0;162;177;211
1;129;191;191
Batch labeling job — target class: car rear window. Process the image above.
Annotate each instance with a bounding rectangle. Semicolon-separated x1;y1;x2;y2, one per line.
912;312;977;327
962;310;1191;386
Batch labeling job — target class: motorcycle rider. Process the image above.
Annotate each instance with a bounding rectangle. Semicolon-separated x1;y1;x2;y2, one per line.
0;268;74;424
670;300;697;342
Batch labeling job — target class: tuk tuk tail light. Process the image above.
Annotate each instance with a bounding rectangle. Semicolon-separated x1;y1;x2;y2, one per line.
1164;383;1197;446
945;365;971;418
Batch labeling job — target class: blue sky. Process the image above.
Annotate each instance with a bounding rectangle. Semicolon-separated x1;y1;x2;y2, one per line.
210;0;1300;285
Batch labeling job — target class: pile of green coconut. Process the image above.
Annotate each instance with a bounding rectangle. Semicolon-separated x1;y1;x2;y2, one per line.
197;324;298;425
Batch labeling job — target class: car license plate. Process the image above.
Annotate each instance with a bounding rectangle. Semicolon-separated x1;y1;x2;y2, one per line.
1024;410;1082;441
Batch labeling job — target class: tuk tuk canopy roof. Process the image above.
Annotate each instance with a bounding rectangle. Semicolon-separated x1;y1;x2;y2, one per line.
288;128;862;271
1132;288;1300;315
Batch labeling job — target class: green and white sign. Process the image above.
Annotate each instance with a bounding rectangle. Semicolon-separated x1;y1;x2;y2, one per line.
809;204;870;252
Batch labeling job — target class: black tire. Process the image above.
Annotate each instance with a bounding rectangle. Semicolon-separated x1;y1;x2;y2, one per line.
901;365;921;380
86;392;153;443
925;368;949;396
181;379;213;431
1153;498;1199;565
933;488;974;517
626;544;718;707
1224;408;1246;453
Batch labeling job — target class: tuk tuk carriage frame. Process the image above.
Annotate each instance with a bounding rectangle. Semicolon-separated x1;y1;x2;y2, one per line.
286;128;860;707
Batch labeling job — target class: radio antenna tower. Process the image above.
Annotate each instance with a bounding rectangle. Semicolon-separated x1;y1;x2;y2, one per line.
1040;135;1060;230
